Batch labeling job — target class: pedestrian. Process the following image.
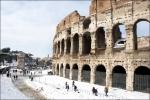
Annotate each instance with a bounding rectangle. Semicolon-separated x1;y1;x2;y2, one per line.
74;85;77;92
13;75;15;80
104;87;108;96
92;87;95;95
16;75;18;80
95;88;98;96
72;81;75;87
31;76;33;81
67;84;69;91
65;82;68;89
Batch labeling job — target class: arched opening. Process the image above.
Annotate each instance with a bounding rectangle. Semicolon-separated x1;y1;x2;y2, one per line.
83;18;91;29
61;39;65;55
96;27;106;49
82;32;91;55
72;64;78;81
112;65;126;89
134;66;150;93
133;19;150;50
65;64;70;79
67;28;71;35
82;64;91;82
58;41;60;54
60;64;63;77
112;23;126;49
56;64;59;75
73;34;79;55
95;65;106;86
66;37;71;54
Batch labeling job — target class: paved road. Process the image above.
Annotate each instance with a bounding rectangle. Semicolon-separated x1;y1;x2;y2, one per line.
12;76;47;100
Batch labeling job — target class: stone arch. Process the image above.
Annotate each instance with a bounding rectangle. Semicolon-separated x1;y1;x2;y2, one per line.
56;64;59;75
66;37;71;54
134;66;150;93
95;65;106;86
112;23;127;48
60;64;63;77
133;19;150;50
72;64;78;81
82;64;91;83
65;64;70;79
82;32;91;55
95;27;106;49
112;65;126;89
73;33;79;55
58;41;60;54
61;39;65;54
83;18;91;29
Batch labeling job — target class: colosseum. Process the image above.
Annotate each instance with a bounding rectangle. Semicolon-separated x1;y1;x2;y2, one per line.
52;0;150;93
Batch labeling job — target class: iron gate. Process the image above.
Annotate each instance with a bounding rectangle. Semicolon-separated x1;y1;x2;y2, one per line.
82;70;90;82
134;74;150;93
112;73;126;89
95;72;106;86
72;69;78;81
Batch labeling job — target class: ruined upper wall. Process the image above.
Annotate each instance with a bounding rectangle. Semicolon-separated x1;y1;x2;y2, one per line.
56;10;85;33
90;0;131;15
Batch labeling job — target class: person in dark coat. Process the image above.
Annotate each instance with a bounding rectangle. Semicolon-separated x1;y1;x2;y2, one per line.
74;85;77;92
92;87;95;95
72;81;75;87
104;87;108;96
65;82;68;89
67;84;69;91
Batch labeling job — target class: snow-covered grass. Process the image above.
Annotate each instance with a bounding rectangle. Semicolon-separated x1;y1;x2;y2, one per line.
0;75;29;99
25;75;150;99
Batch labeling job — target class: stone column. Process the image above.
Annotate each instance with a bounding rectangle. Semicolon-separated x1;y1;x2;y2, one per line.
60;41;62;56
90;33;96;54
125;24;135;52
126;64;134;91
79;35;83;56
105;29;113;54
106;68;112;88
70;66;73;80
70;37;74;55
90;66;95;84
63;66;66;77
64;39;67;55
78;66;82;81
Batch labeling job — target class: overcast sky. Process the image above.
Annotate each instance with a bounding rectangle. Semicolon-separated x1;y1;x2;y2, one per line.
1;1;149;58
1;1;90;58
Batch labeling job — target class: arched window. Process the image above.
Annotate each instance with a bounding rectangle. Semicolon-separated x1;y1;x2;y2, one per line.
61;39;65;55
134;66;150;93
82;64;91;82
82;32;91;55
133;19;150;50
66;37;71;54
65;64;70;79
60;64;63;77
83;18;91;29
73;33;79;55
72;64;78;81
112;65;126;89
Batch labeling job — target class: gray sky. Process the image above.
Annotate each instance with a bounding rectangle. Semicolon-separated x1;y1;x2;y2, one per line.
1;1;90;58
1;1;149;58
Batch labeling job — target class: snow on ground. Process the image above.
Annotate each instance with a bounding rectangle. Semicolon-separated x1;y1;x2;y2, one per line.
25;75;150;99
0;75;29;99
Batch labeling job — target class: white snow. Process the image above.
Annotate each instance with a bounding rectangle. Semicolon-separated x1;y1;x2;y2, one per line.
25;75;150;99
0;75;29;99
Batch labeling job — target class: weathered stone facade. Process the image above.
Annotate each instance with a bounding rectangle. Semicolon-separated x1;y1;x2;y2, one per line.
17;52;25;69
52;0;150;92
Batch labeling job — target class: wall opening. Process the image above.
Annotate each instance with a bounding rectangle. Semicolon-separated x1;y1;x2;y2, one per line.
133;19;150;50
95;65;106;86
60;64;63;77
96;27;106;49
83;18;91;29
58;41;60;54
72;64;78;81
65;64;70;79
61;39;65;55
73;33;79;55
112;23;126;49
82;32;91;55
66;37;71;54
112;65;126;89
56;64;59;75
82;64;91;83
134;66;150;93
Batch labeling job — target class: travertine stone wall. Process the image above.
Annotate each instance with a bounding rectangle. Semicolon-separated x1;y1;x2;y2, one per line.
52;0;150;91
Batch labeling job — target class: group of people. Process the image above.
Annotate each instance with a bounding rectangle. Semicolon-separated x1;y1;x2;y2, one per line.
92;86;109;96
65;81;79;92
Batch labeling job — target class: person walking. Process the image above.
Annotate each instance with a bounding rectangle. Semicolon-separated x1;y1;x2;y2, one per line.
67;84;69;91
104;87;108;96
72;81;75;87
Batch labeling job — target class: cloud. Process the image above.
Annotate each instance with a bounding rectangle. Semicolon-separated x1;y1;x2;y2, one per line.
1;0;90;58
